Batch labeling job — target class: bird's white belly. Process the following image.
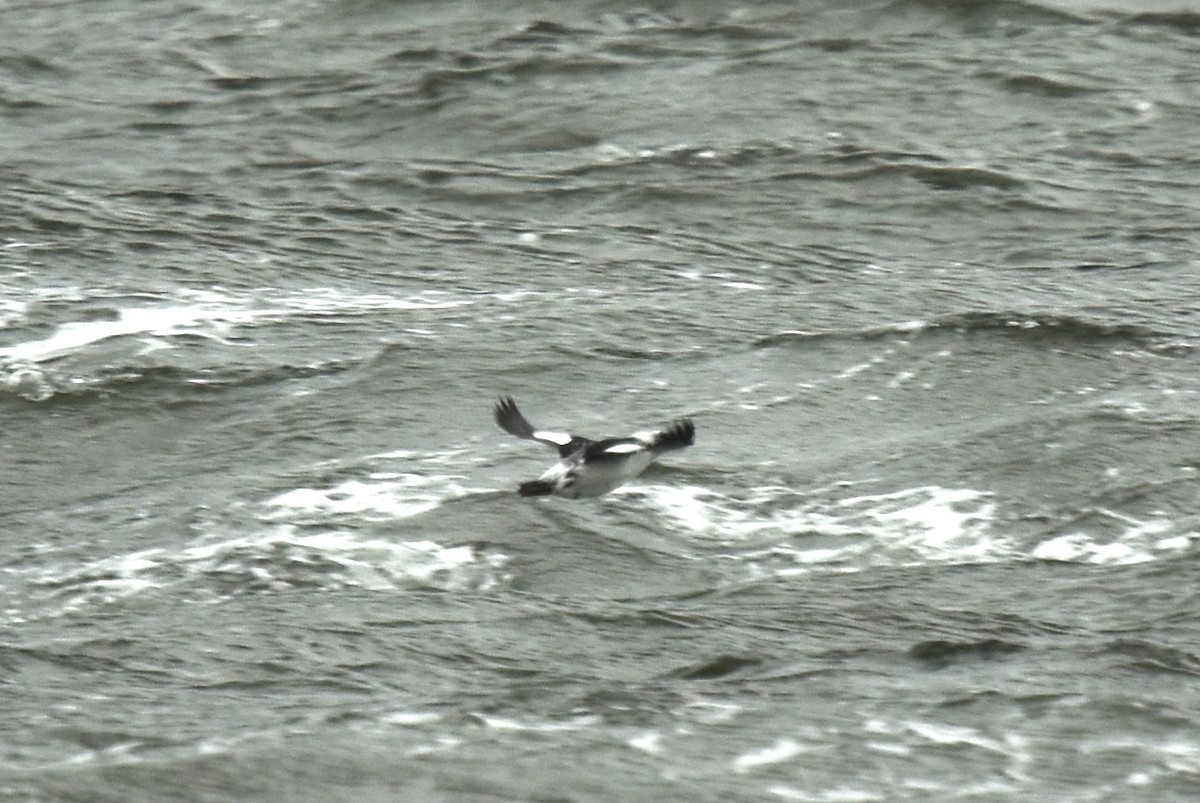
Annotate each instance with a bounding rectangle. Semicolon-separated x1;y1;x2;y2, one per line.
562;451;655;498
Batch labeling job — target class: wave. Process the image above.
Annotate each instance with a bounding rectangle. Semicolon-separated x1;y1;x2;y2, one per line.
575;138;1026;190
909;638;1025;668
667;654;765;681
1120;11;1200;35
0;287;474;401
615;483;1008;577
1031;523;1193;567
616;476;1198;584
980;70;1101;99
0;360;359;404
754;311;1171;350
26;526;507;619
414;54;628;105
881;0;1093;27
804;161;1028;192
262;470;480;524
1101;639;1200;677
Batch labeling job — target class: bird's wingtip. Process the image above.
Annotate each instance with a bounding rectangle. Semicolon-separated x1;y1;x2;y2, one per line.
654;418;695;451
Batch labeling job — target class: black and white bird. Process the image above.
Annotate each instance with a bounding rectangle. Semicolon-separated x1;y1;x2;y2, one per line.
494;396;695;498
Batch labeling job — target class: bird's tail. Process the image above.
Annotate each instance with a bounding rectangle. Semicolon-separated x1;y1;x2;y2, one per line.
518;479;556;497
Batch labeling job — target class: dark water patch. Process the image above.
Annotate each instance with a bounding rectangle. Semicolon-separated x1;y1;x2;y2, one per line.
108;187;203;205
1102;639;1200;677
28;213;87;235
1120;11;1200;36
800;36;874;53
883;0;1094;28
384;46;444;64
927;311;1159;342
579;345;685;362
0;52;68;84
823;142;940;166
0;92;53;113
500;127;602;154
123;120;193;135
1067;259;1179;272
208;74;282;91
668;653;764;681
247;155;349;173
0;642;130;676
0;52;69;77
415;54;629;100
139;98;197;114
771;159;1027;193
981;70;1100;98
754;311;1166;351
569;608;711;630
498;20;594;46
907;164;1026;192
909;638;1025;669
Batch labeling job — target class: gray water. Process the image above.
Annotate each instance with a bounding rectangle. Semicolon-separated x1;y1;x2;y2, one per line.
3;0;1200;800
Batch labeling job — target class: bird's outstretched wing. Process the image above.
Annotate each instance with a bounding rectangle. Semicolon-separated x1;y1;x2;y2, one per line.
583;419;695;461
647;418;695;453
494;396;586;457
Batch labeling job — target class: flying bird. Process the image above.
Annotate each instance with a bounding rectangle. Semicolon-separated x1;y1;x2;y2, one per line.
494;396;695;498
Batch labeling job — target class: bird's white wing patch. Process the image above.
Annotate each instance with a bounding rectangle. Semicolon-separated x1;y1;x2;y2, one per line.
630;429;659;445
533;429;573;447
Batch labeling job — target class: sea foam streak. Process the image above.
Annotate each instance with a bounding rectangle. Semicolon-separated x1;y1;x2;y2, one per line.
21;449;504;617
1031;511;1192;565
617;483;1003;577
0;287;473;365
31;526;506;616
263;473;474;523
625;480;1193;576
0;286;477;399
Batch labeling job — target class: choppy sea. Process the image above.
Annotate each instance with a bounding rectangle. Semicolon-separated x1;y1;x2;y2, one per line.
3;0;1200;800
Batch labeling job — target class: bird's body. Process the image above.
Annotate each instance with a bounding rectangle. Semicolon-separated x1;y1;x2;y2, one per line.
494;396;694;498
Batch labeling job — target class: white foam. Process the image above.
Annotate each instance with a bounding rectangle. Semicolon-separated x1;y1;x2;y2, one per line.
627;730;663;754
1031;514;1189;565
258;287;472;315
623;484;815;541
1;364;55;401
628;484;1004;573
767;787;884;803
835;486;1001;561
0;287;475;365
180;528;503;592
0;298;27;328
905;720;1004;752
31;526;508;614
31;549;170;612
380;711;442;726
638;479;1188;572
734;738;806;772
263;472;476;523
678;698;743;725
477;714;600;733
0;304;256;363
406;735;462;757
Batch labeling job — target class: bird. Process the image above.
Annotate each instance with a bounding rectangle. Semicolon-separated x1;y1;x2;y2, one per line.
493;395;695;498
